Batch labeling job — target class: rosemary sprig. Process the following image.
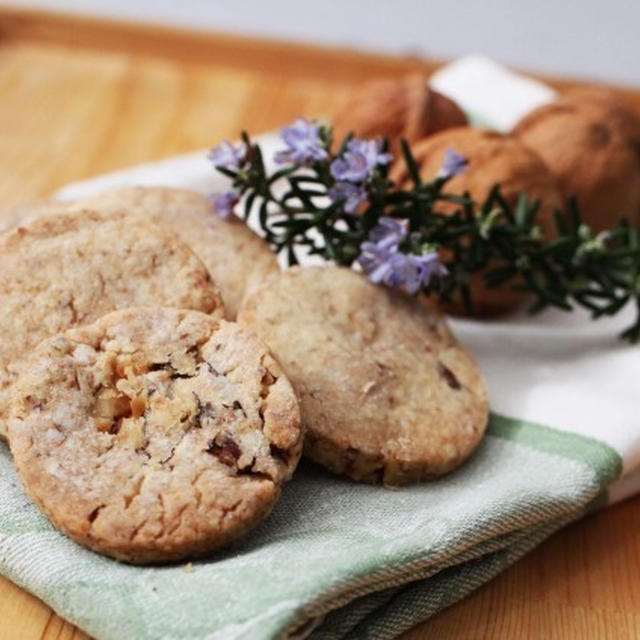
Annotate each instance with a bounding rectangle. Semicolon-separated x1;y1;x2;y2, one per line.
208;120;640;342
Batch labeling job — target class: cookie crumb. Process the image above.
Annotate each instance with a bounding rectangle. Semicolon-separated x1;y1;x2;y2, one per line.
361;380;376;395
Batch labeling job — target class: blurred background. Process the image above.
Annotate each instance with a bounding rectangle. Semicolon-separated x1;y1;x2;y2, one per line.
1;0;638;213
13;0;640;86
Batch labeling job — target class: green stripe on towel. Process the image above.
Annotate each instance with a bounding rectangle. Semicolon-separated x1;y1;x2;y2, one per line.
488;413;622;488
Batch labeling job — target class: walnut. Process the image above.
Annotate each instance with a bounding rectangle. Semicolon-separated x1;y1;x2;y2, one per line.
93;389;131;432
117;418;146;449
331;73;466;152
513;88;640;231
390;126;563;316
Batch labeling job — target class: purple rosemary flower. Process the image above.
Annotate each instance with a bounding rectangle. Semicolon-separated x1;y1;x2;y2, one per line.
359;246;447;294
439;147;468;178
329;181;367;213
398;252;448;294
357;217;446;294
274;118;329;165
330;139;392;183
207;140;247;169
367;217;408;249
209;191;238;219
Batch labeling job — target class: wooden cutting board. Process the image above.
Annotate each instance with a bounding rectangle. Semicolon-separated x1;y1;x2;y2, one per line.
0;8;638;639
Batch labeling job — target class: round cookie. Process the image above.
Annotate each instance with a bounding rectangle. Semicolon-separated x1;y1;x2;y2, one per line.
0;210;224;439
9;308;302;564
238;266;489;485
70;187;280;318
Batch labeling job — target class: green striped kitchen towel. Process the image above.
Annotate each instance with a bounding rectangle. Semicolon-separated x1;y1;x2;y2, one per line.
0;412;625;639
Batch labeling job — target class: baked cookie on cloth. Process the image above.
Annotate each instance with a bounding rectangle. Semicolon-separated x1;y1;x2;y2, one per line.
0;210;223;438
71;187;279;318
8;308;302;564
239;266;489;486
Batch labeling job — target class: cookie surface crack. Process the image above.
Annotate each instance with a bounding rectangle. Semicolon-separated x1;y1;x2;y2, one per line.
123;475;144;509
206;434;241;467
88;504;105;524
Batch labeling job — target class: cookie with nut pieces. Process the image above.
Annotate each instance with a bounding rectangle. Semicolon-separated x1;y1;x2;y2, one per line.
8;307;302;564
238;266;489;485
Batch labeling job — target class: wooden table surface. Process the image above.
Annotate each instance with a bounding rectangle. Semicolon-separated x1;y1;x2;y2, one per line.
0;8;638;639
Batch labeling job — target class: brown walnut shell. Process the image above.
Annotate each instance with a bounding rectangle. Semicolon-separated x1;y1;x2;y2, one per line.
332;73;467;152
513;88;640;231
390;127;564;316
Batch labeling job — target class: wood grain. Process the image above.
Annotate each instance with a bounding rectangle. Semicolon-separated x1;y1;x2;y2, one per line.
0;8;638;640
404;499;640;639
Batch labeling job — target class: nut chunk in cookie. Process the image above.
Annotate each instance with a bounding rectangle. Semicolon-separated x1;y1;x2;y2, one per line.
9;308;302;564
239;266;489;486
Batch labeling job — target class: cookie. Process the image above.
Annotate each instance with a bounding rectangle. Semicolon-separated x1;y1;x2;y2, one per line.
0;210;224;439
9;307;302;564
70;187;279;318
238;266;489;485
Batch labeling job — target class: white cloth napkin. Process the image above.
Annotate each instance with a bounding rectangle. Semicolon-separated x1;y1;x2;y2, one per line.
429;54;556;131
